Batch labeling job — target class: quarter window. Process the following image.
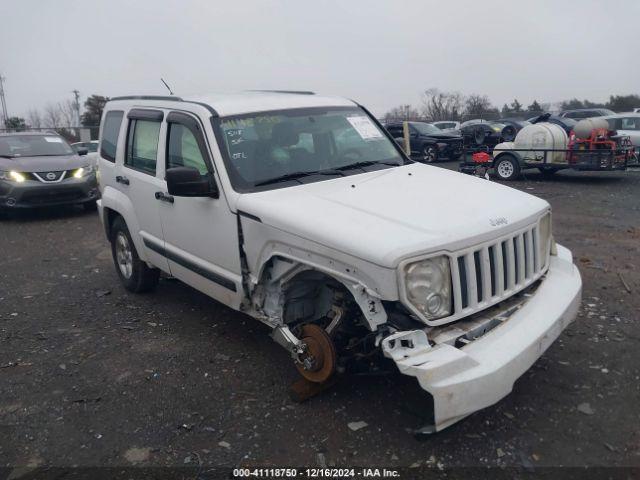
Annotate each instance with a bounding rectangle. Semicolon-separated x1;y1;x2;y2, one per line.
166;123;209;175
100;111;123;162
126;119;161;174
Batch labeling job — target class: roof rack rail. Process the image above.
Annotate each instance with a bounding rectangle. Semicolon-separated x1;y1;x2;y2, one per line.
110;95;184;101
247;90;315;95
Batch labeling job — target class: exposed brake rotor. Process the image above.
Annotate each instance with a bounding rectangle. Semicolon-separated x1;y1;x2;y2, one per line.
295;324;336;383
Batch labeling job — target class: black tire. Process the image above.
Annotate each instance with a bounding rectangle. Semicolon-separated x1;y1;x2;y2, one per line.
494;155;521;181
473;127;486;146
501;125;517;142
421;144;439;163
110;216;160;293
83;200;98;212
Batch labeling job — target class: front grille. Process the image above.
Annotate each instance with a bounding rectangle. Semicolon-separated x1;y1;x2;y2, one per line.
449;224;548;320
32;170;67;183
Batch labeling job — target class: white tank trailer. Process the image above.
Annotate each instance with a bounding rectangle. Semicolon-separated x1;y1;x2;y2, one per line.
493;118;610;165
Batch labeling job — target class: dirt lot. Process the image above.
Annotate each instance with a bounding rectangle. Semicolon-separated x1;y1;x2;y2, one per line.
1;164;639;475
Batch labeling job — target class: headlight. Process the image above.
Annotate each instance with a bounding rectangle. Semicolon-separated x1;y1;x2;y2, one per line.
72;165;93;178
404;256;452;320
538;212;553;263
0;170;26;182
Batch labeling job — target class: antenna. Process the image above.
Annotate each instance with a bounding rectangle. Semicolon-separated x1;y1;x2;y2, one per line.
161;78;174;96
0;75;8;126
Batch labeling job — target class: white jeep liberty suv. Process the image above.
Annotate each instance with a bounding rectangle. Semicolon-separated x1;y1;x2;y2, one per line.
96;91;582;433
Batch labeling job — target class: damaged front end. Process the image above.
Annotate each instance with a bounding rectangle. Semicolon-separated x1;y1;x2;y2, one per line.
381;245;581;433
239;218;580;433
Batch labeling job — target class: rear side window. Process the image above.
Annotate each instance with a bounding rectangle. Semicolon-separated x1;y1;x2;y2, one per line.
100;111;124;162
126;120;161;174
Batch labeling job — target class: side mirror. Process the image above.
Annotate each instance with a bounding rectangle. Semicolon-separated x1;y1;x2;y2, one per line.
166;166;219;198
77;148;89;156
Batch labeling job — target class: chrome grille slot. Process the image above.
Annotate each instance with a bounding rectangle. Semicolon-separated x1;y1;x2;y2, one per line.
442;222;548;326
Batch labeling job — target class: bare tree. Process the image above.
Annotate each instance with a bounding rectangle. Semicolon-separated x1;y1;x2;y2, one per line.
27;109;42;128
43;103;61;128
420;89;464;121
383;104;421;122
464;94;497;118
58;99;76;127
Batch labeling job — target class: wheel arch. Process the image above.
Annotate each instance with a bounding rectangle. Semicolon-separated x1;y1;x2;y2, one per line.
250;253;388;331
100;186;149;262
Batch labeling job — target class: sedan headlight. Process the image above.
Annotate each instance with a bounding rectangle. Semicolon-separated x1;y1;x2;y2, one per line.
0;170;26;182
72;165;93;178
404;256;452;320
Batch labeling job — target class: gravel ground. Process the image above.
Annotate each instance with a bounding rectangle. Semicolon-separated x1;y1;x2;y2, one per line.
1;164;639;474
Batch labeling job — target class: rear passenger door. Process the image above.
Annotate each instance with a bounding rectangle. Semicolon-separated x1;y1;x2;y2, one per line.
120;109;169;272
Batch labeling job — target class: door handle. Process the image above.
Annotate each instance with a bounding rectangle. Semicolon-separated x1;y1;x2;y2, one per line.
155;191;174;204
115;175;129;185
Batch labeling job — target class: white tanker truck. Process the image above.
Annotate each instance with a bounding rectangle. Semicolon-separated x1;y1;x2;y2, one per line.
460;117;636;180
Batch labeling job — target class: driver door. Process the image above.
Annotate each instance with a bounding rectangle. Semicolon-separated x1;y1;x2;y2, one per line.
156;112;243;308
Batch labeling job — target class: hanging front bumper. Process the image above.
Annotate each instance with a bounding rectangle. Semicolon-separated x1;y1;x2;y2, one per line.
382;244;581;432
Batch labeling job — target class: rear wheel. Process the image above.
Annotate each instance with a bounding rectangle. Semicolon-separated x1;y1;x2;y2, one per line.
110;216;160;293
422;144;438;163
494;155;521;181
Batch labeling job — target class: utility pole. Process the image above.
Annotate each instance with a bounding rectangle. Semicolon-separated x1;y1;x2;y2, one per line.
72;89;81;126
0;75;8;127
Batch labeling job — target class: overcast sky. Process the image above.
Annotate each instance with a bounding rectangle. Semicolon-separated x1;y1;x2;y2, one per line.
1;0;639;119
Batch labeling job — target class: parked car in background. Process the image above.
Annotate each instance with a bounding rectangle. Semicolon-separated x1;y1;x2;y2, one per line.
72;140;100;168
385;121;463;162
459;119;516;148
497;118;531;134
71;140;99;153
602;113;640;148
96;92;581;433
0;132;98;214
559;108;615;119
529;113;577;134
431;120;460;131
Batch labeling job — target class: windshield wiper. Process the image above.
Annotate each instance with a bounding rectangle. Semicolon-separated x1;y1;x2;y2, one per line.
335;160;402;171
254;169;345;187
0;154;14;159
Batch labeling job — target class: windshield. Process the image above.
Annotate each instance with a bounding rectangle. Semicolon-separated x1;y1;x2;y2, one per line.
411;122;442;135
0;135;74;157
214;107;405;191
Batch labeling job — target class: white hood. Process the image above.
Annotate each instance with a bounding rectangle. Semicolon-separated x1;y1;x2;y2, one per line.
237;163;549;268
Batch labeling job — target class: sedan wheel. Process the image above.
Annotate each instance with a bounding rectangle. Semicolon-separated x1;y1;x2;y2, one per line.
422;145;438;163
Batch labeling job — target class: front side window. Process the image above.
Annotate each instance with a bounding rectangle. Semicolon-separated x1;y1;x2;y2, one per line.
0;135;74;158
214;107;404;192
126;120;160;174
101;111;123;162
166;123;209;175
